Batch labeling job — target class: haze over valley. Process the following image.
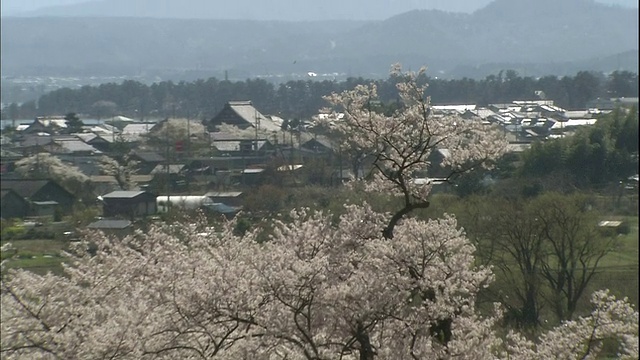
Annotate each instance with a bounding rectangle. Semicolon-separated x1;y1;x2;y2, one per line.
1;0;638;104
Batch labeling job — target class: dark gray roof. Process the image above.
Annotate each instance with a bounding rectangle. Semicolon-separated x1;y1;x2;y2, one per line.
20;135;53;147
87;219;132;229
1;179;64;198
131;151;165;162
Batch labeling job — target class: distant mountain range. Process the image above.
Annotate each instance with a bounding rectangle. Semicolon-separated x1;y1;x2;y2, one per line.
7;0;638;21
1;0;637;81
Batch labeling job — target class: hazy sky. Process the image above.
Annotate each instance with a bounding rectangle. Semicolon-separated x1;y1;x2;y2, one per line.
2;0;638;16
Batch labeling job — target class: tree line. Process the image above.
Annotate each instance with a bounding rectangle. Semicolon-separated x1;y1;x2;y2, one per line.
519;107;639;189
2;70;637;121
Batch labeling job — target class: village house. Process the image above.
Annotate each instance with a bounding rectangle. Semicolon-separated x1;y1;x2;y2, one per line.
206;101;281;133
100;190;157;219
0;189;31;219
129;151;166;175
20;117;67;135
204;191;245;207
1;179;75;210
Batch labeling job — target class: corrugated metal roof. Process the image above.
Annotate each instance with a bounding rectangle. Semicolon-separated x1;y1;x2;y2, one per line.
102;191;146;199
87;219;132;229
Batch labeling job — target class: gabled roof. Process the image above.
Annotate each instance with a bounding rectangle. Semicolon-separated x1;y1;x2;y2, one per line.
228;101;264;124
0;179;67;199
1;188;29;202
54;139;102;154
301;136;333;151
75;133;98;143
217;101;282;132
31;118;68;129
20;135;53;147
90;134;116;143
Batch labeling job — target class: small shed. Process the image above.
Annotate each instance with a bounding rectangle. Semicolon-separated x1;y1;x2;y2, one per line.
238;168;266;186
0;189;31;220
204;191;244;207
87;219;133;238
100;190;157;219
32;201;59;218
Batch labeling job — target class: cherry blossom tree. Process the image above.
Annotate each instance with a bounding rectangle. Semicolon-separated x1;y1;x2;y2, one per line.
323;64;506;239
14;152;89;189
1;65;637;360
98;154;140;190
14;152;94;202
145;118;208;157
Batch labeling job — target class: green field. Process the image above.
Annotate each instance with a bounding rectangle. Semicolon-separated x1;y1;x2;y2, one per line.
2;217;638;305
1;239;68;276
598;216;639;268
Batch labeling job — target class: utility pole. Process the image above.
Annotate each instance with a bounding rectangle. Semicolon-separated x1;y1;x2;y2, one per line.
254;107;260;158
187;110;191;159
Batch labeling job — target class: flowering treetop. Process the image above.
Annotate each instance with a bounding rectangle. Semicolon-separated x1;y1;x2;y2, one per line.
1;65;637;360
324;64;507;238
